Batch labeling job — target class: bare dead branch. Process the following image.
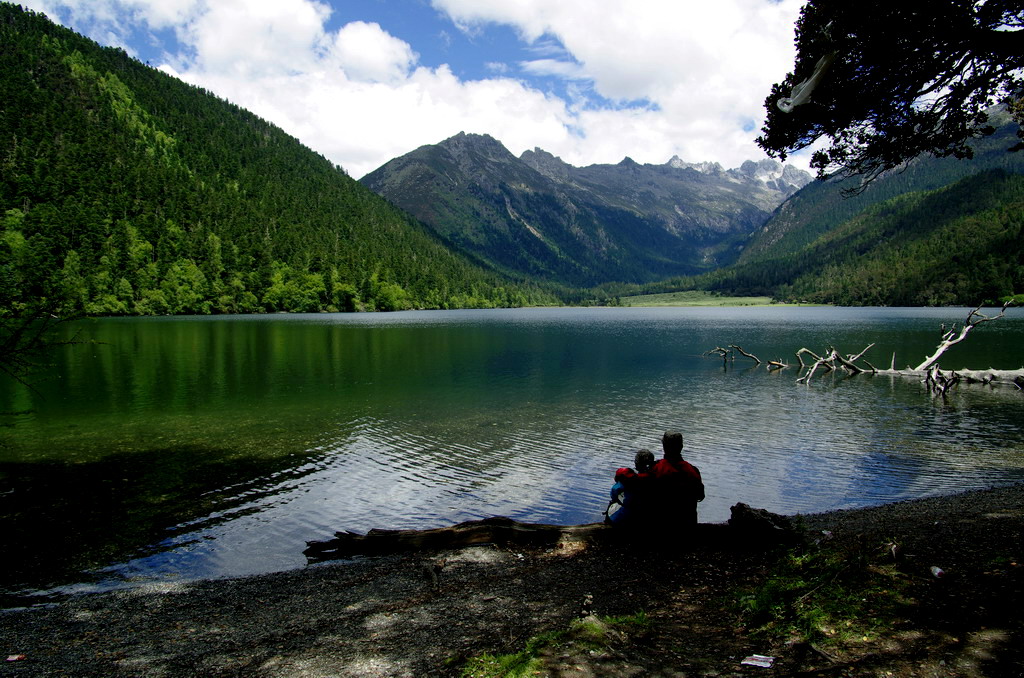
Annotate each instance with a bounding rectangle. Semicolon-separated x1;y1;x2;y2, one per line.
729;303;1019;392
796;347;823;369
915;302;1012;371
798;350;836;384
728;344;761;364
847;343;875;363
703;346;732;363
925;366;961;398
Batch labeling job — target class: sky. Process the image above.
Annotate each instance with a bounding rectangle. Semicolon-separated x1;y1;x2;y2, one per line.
21;0;809;179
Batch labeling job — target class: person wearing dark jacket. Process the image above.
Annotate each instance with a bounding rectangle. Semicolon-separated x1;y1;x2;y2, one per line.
650;430;704;526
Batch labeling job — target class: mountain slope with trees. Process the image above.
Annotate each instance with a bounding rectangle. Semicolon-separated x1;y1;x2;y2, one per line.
0;4;552;320
741;118;1024;263
682;167;1024;305
776;169;1024;305
4;2;1023;323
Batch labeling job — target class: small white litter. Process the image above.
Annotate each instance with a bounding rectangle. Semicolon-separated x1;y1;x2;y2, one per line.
741;654;775;668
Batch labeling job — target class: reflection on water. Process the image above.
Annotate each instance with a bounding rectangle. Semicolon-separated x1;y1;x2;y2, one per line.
1;307;1023;601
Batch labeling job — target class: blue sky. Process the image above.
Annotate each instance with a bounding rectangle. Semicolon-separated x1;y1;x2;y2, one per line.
22;0;808;178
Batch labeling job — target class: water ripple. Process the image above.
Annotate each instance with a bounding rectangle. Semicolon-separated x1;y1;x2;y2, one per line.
6;308;1023;599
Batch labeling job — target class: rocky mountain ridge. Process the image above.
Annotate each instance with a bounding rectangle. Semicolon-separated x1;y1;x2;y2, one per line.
361;133;811;286
666;155;811;196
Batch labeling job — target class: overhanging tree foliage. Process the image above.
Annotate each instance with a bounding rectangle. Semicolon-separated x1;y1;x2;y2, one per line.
758;1;1024;191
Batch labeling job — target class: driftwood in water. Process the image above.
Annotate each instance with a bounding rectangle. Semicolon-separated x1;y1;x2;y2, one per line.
703;344;788;370
794;303;1022;394
796;343;875;384
914;304;1011;371
304;507;801;562
704;346;733;364
731;344;789;370
709;303;1022;395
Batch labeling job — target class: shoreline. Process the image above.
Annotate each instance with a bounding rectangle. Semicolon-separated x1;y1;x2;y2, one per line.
2;483;1022;676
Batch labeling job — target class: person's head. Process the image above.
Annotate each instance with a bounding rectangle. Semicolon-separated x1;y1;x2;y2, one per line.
662;431;683;460
634;448;655;474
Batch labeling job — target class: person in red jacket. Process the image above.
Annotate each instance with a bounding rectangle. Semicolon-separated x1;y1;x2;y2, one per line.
650;430;704;526
607;449;656;528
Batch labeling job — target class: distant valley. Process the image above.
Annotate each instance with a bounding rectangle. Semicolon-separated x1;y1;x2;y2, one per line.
361;133;811;287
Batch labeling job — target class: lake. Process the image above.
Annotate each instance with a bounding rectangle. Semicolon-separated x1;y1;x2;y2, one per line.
2;306;1023;602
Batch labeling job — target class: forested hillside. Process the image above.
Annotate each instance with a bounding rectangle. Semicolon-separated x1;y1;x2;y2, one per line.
691;169;1024;305
740;118;1024;263
0;4;552;316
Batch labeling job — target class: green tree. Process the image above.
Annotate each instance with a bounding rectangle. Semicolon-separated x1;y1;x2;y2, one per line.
200;232;225;300
329;270;359;312
161;260;210;314
261;261;327;313
58;250;89;312
759;1;1024;188
374;281;411;312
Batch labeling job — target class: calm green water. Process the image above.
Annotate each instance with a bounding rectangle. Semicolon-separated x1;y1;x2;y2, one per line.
2;307;1023;601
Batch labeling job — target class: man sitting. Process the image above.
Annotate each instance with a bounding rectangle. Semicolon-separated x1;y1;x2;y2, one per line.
650;430;705;527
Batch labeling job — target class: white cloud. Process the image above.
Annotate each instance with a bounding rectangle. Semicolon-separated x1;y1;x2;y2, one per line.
519;58;588;81
20;0;201;54
179;0;330;79
122;0;201;29
18;0;812;177
432;0;808;170
328;21;417;83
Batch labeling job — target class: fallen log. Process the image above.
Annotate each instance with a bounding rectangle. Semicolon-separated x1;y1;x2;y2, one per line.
704;346;733;363
729;344;761;365
304;505;802;562
790;302;1022;394
303;517;611;561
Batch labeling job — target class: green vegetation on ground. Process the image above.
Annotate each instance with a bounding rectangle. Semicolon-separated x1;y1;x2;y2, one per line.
458;534;921;677
736;536;915;648
460;612;650;678
619;291;782;307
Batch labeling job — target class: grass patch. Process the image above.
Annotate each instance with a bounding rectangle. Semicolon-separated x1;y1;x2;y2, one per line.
735;537;916;648
460;630;558;678
461;612;649;678
619;291;784;307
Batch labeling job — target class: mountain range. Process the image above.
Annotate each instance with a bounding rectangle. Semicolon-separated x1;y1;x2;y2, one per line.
361;116;1024;305
361;133;811;286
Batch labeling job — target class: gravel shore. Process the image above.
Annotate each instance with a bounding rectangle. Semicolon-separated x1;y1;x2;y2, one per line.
2;484;1022;677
